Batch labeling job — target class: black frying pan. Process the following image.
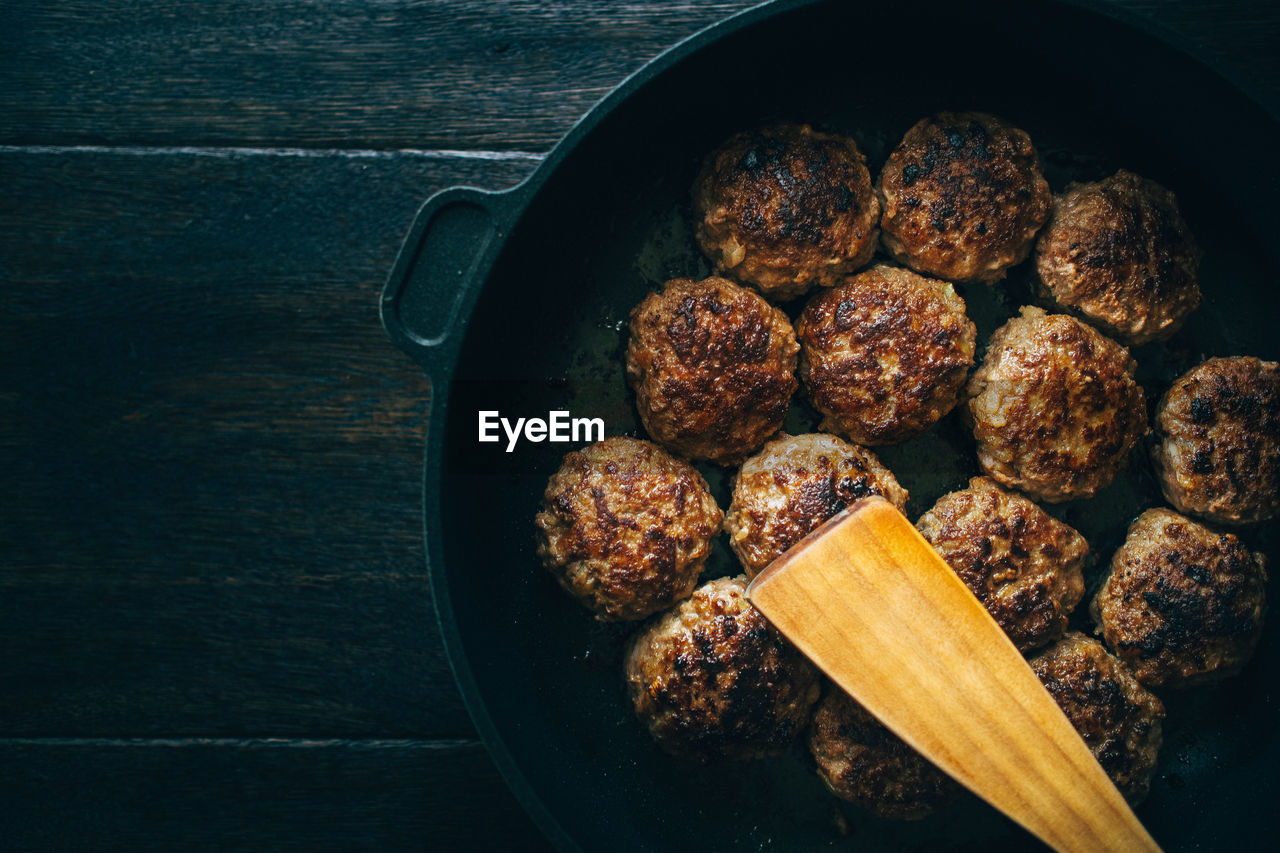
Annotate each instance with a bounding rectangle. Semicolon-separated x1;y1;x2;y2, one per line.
382;1;1279;849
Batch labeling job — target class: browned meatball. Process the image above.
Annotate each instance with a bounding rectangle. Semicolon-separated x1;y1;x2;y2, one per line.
626;277;799;465
807;686;956;819
1152;356;1280;526
1091;508;1268;688
534;437;723;621
916;477;1087;652
625;575;821;760
1029;633;1165;804
724;433;908;578
1035;170;1201;346
692;123;880;301
966;306;1147;502
877;112;1051;284
797;264;976;445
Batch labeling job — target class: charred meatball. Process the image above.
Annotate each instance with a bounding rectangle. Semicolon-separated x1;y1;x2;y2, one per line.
1029;633;1164;804
916;476;1088;652
1152;356;1280;526
535;437;723;621
807;686;956;819
797;264;976;445
1092;508;1268;688
966;306;1147;502
724;433;908;578
1035;170;1202;346
626;277;799;465
877;112;1051;284
693;123;880;301
625;575;821;760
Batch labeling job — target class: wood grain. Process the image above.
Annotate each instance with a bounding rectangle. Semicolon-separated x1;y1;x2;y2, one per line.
0;0;759;150
0;150;534;737
0;737;552;851
749;498;1159;853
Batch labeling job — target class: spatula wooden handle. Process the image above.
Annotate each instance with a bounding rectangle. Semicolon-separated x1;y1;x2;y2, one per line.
747;496;1161;853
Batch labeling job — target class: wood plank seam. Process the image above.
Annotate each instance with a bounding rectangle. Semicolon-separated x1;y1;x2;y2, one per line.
0;737;489;748
0;144;547;161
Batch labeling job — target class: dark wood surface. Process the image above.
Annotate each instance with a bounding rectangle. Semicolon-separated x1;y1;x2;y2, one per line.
1;1;1275;850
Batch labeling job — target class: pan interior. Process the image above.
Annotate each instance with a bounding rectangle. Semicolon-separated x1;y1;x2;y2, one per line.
440;1;1278;849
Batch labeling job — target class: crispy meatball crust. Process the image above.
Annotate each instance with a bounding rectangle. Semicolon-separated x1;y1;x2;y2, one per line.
693;123;880;301
1029;633;1165;804
1152;356;1280;526
724;433;908;578
626;277;799;465
624;576;821;760
535;437;723;622
797;264;977;445
916;477;1087;652
807;686;956;820
965;306;1147;503
1091;508;1268;688
1034;170;1202;346
877;112;1051;285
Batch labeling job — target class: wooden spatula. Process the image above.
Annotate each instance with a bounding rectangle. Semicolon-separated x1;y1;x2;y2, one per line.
746;495;1161;853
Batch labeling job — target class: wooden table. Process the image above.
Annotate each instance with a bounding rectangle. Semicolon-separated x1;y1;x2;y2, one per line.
1;1;1275;849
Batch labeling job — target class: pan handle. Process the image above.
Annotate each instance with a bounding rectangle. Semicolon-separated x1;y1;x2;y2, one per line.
380;183;528;375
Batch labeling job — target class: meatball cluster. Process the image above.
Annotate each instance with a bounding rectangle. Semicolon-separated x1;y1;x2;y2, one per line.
807;686;956;820
1030;633;1165;804
966;306;1147;502
625;576;821;760
877;111;1051;284
724;433;908;578
693;123;880;301
797;264;976;446
916;477;1088;652
1035;170;1202;346
626;276;798;465
1152;356;1280;526
530;109;1273;833
535;437;723;621
1092;508;1268;688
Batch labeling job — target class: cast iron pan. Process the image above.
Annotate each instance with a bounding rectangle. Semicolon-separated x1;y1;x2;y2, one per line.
382;1;1279;849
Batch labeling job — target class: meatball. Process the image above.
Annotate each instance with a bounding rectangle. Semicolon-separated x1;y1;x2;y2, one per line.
1034;170;1202;346
1091;507;1268;688
1029;633;1165;805
625;575;821;760
626;277;799;465
916;476;1088;652
535;437;723;621
724;433;908;578
966;306;1147;502
692;123;880;301
797;264;977;445
877;112;1051;284
807;686;956;819
1152;356;1280;526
